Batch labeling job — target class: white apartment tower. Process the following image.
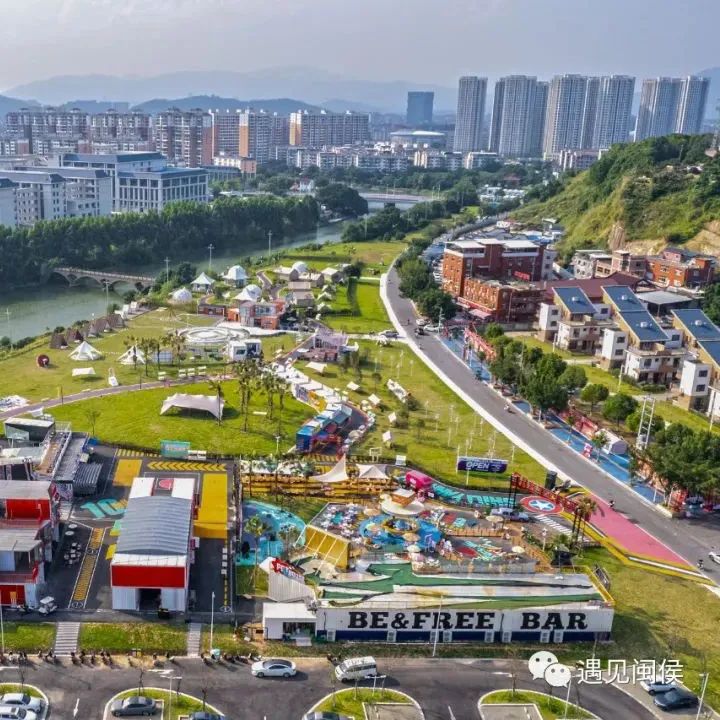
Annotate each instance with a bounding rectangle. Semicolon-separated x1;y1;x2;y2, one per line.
453;76;487;153
489;76;547;157
590;75;635;149
675;76;710;135
543;75;588;156
635;77;682;140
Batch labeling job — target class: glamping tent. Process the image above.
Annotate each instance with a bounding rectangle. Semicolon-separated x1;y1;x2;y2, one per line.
311;455;348;484
356;464;388;480
223;265;248;287
69;341;102;361
191;272;215;293
169;287;193;304
118;345;147;366
234;283;262;303
160;393;225;420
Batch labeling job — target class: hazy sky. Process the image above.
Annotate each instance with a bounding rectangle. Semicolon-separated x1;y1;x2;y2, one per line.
1;0;719;89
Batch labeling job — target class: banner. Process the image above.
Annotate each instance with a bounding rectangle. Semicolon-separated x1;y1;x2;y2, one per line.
456;456;508;473
160;440;191;459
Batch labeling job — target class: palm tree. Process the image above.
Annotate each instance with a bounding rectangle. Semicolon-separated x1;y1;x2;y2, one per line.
137;337;154;377
236;359;261;432
275;376;289;437
571;496;598;545
207;377;224;425
261;371;277;421
244;515;266;584
168;332;187;365
278;525;301;561
591;430;608;461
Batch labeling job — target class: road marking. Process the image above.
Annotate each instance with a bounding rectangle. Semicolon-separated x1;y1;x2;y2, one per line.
69;527;105;607
147;461;226;472
73;698;79;717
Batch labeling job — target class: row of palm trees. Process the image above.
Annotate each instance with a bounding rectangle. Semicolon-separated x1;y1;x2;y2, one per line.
123;331;188;375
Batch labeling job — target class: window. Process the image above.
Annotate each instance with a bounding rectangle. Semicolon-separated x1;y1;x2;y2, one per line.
644;359;652;368
697;385;706;392
699;370;708;378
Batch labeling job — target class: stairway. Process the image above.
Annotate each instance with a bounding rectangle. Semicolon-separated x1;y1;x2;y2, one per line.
54;622;81;656
186;622;202;657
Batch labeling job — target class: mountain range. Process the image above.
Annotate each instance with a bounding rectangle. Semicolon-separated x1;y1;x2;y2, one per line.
2;66;458;113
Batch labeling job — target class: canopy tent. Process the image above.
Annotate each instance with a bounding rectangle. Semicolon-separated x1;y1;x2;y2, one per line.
311;455;348;484
160;393;225;420
72;367;96;377
307;361;327;375
367;394;382;407
118;345;147;365
346;381;360;392
69;340;102;361
356;463;388;480
223;265;248;283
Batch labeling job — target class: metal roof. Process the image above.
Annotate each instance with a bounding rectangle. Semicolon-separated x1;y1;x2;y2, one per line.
553;286;595;315
636;290;695;307
115;495;192;556
672;309;720;341
603;285;646;313
699;340;720;367
604;285;668;343
0;480;50;500
0;528;41;553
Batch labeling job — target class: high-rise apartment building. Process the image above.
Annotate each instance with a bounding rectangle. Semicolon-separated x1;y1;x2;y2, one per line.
489;76;547;157
6;107;89;139
239;110;272;165
209;109;241;157
89;110;151;142
590;75;635;149
675;76;710;135
153;109;212;166
542;75;588;156
453;76;487;153
406;92;434;126
289;111;370;147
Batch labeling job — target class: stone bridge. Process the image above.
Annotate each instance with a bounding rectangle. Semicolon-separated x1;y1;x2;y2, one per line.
52;266;155;290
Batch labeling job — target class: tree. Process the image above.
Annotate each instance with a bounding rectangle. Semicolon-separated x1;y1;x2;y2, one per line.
484;323;505;340
602;393;637;427
415;417;426;440
315;183;368;217
558;365;588;392
136;337;154;377
83;405;102;437
591;430;608;461
521;353;569;416
626;410;664;435
417;288;456;323
236;359;261;431
207;377;224;426
278;524;301;561
244;515;266;584
571;496;597;544
580;383;609;412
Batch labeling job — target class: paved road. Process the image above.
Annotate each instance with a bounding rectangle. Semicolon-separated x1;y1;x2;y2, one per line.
12;657;654;719
384;267;720;570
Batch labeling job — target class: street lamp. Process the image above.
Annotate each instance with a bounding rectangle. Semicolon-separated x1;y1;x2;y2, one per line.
209;591;216;651
207;244;215;272
696;672;710;720
275;435;281;456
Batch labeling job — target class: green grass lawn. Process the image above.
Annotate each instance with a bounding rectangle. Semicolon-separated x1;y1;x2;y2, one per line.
236;566;268;596
114;688;223;720
281;240;405;274
482;690;592;720
314;689;411;720
78;622;187;654
300;340;545;486
0;684;43;698
1;623;55;652
324;280;392;334
50;376;312;454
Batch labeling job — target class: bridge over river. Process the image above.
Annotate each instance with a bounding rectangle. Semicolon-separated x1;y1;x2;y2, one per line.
52;267;155;290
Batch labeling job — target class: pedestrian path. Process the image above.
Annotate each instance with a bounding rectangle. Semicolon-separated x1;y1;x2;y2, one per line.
54;622;81;655
69;527;105;608
187;623;202;657
535;513;566;534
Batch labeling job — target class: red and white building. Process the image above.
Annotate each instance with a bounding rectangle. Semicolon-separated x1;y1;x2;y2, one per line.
0;480;59;606
111;477;196;612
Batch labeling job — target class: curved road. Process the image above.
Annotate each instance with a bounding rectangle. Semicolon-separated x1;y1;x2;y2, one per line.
384;266;720;569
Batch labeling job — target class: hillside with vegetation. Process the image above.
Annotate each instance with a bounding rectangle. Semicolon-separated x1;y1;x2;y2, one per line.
512;134;720;259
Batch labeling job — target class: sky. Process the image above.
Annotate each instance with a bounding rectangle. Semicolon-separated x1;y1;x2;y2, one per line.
0;0;719;89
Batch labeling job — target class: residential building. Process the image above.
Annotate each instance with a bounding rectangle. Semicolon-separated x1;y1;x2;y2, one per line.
6;107;89;140
600;285;684;384
461;278;543;323
489;76;547;157
464;151;500;169
209;109;241;156
153;109;212;166
675;76;710;135
645;247;715;289
0;170;67;225
239;110;272;164
0;136;31;156
89;110;151;142
0;178;17;228
209;156;257;177
413;150;463;170
570;250;613;279
389;129;447;148
453;76;487;152
589;75;635;149
557;148;600;171
289;110;370;147
543;75;588;156
406;91;434;126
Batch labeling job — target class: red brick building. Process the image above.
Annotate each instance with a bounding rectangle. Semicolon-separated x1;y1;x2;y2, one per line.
645;247;715;290
461;278;543;323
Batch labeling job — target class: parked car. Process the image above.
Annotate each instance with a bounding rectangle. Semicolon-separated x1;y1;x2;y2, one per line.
378;330;399;338
653;688;698;711
303;713;352;720
489;508;531;522
251;658;297;678
640;678;677;695
110;696;158;717
0;696;42;714
424;324;441;332
709;551;720;565
0;708;37;720
189;713;225;720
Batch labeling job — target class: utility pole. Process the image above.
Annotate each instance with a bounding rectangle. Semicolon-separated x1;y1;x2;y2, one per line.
4;309;11;351
207;244;215;272
164;256;170;284
268;230;273;256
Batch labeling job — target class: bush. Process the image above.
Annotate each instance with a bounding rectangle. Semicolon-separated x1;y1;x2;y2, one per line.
638;383;668;394
626;410;665;434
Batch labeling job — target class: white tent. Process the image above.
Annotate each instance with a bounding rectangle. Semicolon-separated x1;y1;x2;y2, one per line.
357;464;388;480
72;367;96;378
191;272;215;291
118;345;147;365
234;283;262;302
311;455;348;484
307;361;327;375
169;287;193;304
69;341;102;361
223;265;248;284
367;394;382;407
160;393;225;420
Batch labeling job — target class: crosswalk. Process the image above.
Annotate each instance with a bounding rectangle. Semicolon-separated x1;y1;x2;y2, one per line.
54;622;81;656
186;623;202;657
116;449;159;458
535;513;567;534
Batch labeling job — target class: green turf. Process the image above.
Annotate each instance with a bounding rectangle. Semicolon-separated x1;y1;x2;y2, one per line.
482;690;592;720
324;280;392;334
78;622;188;654
314;689;410;719
0;623;55;652
0;684;43;698
281;240;405;274
50;377;312;455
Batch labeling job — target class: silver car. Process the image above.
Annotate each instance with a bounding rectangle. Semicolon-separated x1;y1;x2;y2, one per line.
0;696;43;715
0;708;37;720
251;658;297;678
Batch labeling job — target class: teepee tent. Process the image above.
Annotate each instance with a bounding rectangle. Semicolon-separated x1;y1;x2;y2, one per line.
311;455;348;484
118;345;147;365
69;341;102;361
191;272;215;292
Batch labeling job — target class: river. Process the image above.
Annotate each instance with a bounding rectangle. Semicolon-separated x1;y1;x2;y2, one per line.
0;201;405;340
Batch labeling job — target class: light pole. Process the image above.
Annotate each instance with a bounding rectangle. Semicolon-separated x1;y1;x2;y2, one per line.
268;230;273;256
563;671;573;719
696;672;710;720
209;591;216;651
0;601;5;655
5;309;11;351
164;256;170;284
431;593;444;657
103;280;110;312
207;244;215;272
541;527;548;553
275;435;281;456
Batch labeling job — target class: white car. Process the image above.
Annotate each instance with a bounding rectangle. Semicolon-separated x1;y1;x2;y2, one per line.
640;678;677;695
0;706;37;720
0;695;43;715
709;551;720;565
251;658;297;678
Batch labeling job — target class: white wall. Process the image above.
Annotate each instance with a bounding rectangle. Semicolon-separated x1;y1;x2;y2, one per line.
0;186;16;228
112;586;139;611
160;588;186;612
680;360;711;397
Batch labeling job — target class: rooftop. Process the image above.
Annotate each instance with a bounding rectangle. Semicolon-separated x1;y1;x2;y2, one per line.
553;286;596;315
636;290;696;307
115;495;192;557
672;308;720;341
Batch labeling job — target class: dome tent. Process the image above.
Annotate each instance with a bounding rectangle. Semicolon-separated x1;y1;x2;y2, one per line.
169;287;193;304
291;261;308;275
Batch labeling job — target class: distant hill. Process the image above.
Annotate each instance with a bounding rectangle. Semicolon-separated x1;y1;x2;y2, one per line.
0;94;39;118
132;95;320;115
3;67;456;112
512;134;720;259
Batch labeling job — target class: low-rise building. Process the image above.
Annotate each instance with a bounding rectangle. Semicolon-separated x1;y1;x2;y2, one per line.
0;178;17;228
646;246;715;289
460;277;543;324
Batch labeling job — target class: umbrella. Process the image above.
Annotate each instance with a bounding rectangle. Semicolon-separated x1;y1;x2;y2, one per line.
363;507;378;517
512;546;526;554
406;543;422;553
487;515;504;524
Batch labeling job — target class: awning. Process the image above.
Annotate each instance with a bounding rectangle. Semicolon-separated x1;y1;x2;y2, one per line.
470;309;493;319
